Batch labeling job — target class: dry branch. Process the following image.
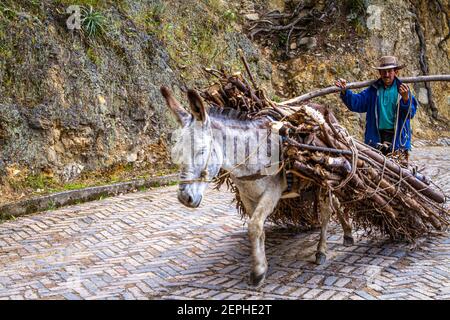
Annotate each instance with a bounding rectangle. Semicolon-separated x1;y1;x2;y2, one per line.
279;75;450;105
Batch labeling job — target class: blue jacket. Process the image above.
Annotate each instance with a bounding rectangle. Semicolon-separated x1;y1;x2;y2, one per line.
340;77;418;151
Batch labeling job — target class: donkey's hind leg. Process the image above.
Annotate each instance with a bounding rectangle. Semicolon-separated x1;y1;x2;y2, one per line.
337;209;354;246
333;196;354;246
315;195;333;265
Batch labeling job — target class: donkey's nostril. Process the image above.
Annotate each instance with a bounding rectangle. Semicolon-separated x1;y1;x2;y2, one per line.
178;191;201;208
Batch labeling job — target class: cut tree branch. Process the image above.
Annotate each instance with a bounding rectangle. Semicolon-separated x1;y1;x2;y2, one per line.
279;74;450;105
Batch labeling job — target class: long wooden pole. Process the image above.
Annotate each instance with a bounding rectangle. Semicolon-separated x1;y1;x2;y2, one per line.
279;75;450;105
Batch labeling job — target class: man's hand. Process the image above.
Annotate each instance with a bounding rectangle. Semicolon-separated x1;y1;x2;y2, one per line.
335;78;347;93
399;83;410;103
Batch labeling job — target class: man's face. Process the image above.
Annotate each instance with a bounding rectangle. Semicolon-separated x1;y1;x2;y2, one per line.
379;68;397;86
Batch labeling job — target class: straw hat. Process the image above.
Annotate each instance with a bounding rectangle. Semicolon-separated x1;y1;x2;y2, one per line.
372;56;405;70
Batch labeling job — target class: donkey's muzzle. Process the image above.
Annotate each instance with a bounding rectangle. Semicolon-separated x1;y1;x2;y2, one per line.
178;191;202;208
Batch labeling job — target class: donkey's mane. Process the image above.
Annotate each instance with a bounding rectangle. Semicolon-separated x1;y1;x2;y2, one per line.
208;105;268;128
208;105;252;120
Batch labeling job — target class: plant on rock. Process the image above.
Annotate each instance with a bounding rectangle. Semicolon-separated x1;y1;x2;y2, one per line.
81;5;106;38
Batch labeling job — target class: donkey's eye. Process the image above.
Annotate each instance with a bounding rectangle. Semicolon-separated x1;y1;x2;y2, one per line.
196;148;207;156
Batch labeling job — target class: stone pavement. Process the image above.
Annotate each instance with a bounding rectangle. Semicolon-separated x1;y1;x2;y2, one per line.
0;147;448;300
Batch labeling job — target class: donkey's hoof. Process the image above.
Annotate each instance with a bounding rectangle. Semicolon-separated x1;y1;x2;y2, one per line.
343;235;354;247
249;271;266;288
315;252;326;265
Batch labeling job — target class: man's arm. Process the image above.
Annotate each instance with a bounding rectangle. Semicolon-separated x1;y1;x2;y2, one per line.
335;78;370;113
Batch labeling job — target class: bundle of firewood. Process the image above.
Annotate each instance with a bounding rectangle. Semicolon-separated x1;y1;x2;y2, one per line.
202;65;449;241
279;104;448;241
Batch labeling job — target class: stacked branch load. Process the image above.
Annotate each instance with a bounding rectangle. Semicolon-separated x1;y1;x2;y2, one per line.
202;67;449;241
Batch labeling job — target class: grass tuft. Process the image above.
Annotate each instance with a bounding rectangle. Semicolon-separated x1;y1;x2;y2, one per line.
81;5;106;38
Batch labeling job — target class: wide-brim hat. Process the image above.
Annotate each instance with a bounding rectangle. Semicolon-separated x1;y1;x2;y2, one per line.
372;56;405;70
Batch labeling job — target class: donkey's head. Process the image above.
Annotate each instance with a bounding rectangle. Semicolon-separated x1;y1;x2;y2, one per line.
160;86;223;208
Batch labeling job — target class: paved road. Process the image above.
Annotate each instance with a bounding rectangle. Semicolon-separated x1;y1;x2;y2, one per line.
0;147;448;300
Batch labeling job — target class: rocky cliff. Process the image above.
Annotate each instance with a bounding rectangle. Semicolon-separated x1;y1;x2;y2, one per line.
269;0;449;139
0;0;449;204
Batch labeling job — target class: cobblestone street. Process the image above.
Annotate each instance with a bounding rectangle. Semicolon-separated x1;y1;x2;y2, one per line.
0;147;448;300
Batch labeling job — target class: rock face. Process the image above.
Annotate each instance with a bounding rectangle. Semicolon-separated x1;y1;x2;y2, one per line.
0;0;274;201
0;0;448;201
279;0;449;141
0;1;182;188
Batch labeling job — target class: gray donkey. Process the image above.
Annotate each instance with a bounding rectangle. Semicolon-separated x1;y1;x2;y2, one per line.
160;86;354;287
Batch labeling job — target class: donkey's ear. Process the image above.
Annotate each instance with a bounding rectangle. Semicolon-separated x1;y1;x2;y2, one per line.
160;86;190;126
187;89;207;123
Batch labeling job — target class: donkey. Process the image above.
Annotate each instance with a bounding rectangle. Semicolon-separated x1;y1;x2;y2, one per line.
160;86;354;287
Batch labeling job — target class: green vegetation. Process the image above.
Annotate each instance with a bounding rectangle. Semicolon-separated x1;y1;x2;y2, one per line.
144;2;166;29
344;0;367;34
5;165;177;204
0;33;13;60
133;1;167;37
46;200;57;211
25;174;57;190
81;5;107;38
8;172;90;195
151;181;161;188
59;183;88;191
138;185;148;192
191;21;217;61
271;95;282;103
0;1;45;21
0;3;17;20
0;213;17;223
108;176;121;184
345;0;365;14
223;9;238;24
86;46;101;66
55;0;102;7
167;180;179;187
278;32;288;47
202;0;223;13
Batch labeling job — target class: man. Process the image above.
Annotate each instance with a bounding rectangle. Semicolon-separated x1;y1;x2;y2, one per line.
335;56;418;162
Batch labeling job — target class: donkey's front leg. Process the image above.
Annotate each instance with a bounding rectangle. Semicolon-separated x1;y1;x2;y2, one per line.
247;194;277;287
248;218;267;287
316;195;333;265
